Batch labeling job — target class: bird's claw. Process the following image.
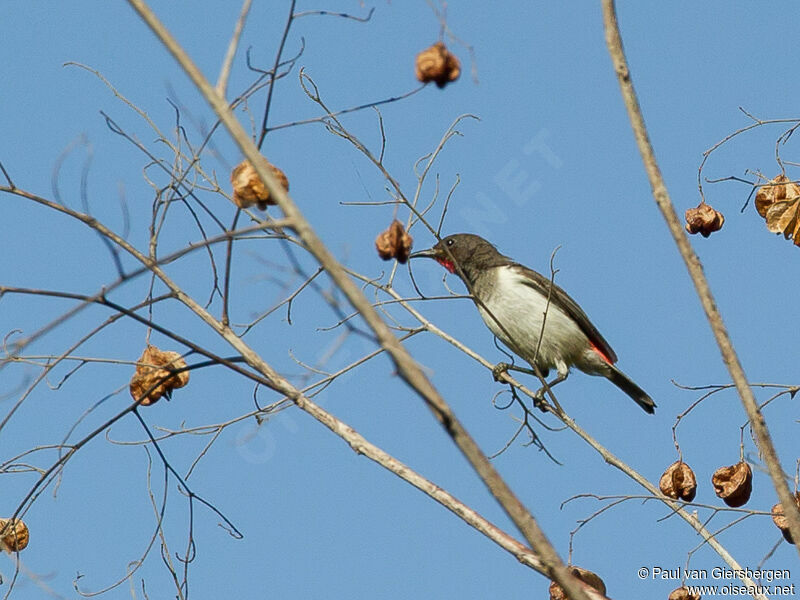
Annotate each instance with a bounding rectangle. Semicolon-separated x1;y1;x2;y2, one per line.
532;389;548;413
492;362;512;382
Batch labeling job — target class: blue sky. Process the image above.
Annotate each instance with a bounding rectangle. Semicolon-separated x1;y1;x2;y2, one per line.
2;2;800;598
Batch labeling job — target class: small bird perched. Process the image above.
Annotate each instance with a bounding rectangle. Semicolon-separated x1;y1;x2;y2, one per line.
409;233;655;413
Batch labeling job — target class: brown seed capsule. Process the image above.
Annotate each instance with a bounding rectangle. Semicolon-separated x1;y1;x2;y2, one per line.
548;567;606;600
375;220;413;264
230;158;289;210
765;198;800;246
754;174;800;217
754;174;800;246
771;492;800;543
0;518;29;552
685;202;725;237
711;461;752;507
659;461;697;502
415;42;461;88
669;585;701;600
129;345;189;406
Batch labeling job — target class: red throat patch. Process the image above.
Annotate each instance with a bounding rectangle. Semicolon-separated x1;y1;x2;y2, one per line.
436;258;456;273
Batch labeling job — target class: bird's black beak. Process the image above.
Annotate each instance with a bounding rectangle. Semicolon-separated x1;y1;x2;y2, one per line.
408;248;438;260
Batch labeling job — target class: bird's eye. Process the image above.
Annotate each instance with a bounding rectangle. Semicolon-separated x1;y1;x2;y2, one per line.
446;239;454;247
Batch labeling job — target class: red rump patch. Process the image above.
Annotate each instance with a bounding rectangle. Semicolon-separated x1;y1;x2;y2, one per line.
590;342;615;365
436;258;456;273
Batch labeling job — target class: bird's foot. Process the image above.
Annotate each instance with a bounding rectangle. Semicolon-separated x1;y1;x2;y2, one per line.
532;387;548;412
492;362;512;382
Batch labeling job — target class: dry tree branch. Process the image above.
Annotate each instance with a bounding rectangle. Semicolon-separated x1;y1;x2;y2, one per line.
0;286;264;390
266;85;425;134
6;170;752;592
13;283;549;588
0;203;292;371
256;0;296;149
7;73;568;600
293;7;375;21
669;382;799;461
349;271;768;596
123;2;600;597
110;329;425;450
216;0;252;97
0;292;171;434
297;70;474;244
601;0;800;557
312;99;560;409
697;111;800;204
0;555;66;600
73;447;170;598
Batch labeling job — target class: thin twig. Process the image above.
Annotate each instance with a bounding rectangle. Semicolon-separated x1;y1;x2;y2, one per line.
266;85;425;133
216;0;252;97
256;0;296;149
293;8;374;22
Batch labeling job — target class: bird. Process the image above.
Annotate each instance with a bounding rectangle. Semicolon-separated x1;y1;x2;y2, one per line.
409;233;656;414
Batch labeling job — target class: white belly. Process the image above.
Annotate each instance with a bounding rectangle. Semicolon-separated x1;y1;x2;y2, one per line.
475;267;588;371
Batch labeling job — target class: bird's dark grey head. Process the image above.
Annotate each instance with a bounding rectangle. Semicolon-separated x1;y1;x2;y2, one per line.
409;233;508;279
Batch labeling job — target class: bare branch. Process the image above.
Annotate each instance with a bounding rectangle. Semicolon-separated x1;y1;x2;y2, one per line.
601;0;800;558
121;3;598;596
216;0;252;97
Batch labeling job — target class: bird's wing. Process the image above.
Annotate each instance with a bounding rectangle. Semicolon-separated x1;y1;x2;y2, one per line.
510;263;618;364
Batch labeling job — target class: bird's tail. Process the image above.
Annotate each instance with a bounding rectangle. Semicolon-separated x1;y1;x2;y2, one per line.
606;365;656;414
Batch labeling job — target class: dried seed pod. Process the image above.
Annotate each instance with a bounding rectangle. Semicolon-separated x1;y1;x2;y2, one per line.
771;492;800;543
415;42;461;88
659;461;697;502
753;174;800;247
711;461;752;507
548;567;606;600
129;345;189;406
685;202;725;237
0;518;29;552
375;220;413;264
230;158;289;210
669;585;701;600
754;174;800;217
764;198;800;246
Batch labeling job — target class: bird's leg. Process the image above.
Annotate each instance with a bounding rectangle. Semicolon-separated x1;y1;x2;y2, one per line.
533;365;569;411
492;362;538;382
